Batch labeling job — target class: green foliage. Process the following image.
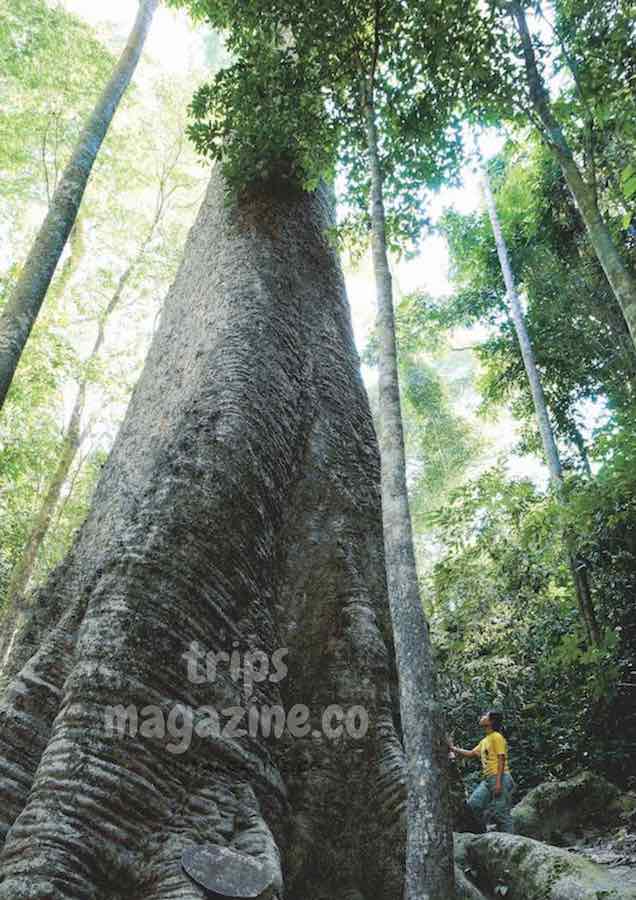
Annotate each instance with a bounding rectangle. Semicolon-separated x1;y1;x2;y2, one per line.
432;136;636;454
431;456;636;789
170;0;496;248
620;164;636;206
553;0;636;147
402;355;482;526
0;0;114;209
422;120;636;789
392;295;484;522
362;289;483;525
0;2;208;604
187;47;339;191
470;0;636;234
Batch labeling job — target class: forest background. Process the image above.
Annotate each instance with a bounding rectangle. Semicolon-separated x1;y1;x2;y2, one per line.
1;0;635;797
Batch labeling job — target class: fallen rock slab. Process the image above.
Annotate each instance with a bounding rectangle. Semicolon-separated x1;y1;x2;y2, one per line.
512;770;621;843
462;832;636;900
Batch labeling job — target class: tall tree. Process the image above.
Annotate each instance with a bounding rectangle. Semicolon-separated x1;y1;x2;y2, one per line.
0;167;409;900
480;156;600;644
0;0;159;410
363;34;455;900
169;0;497;892
433;135;635;453
483;1;636;348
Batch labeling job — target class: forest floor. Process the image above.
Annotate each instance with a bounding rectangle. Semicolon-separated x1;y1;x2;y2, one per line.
566;823;636;889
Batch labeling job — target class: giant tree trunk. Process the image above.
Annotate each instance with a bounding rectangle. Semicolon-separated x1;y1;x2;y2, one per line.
0;0;159;410
509;1;636;351
481;162;601;646
0;170;408;900
364;99;455;900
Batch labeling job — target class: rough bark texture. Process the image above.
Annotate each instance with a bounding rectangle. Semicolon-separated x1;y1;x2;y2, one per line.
0;171;408;900
0;0;159;410
509;1;636;351
481;164;601;646
365;100;455;900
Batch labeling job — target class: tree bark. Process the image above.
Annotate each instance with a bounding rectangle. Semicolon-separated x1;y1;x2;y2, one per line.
0;0;159;411
50;213;87;301
480;162;601;646
1;184;170;671
509;1;636;351
364;98;455;900
0;170;408;900
5;408;82;606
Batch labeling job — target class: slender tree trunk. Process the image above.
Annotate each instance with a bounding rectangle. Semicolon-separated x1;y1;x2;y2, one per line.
0;422;83;679
480;167;562;483
572;426;593;478
0;170;409;900
509;1;636;350
5;406;82;606
364;98;455;900
0;0;159;411
53;450;89;531
2;191;167;668
481;163;601;646
50;214;86;300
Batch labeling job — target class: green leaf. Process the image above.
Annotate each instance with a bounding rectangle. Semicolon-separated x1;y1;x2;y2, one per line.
622;174;636;200
620;164;635;185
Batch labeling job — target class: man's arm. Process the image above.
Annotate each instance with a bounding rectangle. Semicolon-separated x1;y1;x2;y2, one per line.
450;743;480;759
495;754;505;795
492;732;507;795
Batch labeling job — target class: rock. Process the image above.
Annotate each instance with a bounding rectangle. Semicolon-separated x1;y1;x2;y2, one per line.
462;831;636;900
454;831;475;870
455;866;489;900
454;833;490;900
620;791;636;827
512;771;622;844
182;844;277;899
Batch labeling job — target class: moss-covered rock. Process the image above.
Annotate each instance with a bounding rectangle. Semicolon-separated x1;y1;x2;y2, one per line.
455;865;489;900
462;832;636;900
512;771;622;844
454;834;491;899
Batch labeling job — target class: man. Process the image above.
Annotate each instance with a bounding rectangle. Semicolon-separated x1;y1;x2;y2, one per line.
449;710;515;833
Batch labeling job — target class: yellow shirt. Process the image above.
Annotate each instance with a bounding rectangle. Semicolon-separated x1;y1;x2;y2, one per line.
476;731;510;778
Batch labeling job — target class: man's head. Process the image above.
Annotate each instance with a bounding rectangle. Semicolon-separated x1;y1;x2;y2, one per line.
479;710;503;733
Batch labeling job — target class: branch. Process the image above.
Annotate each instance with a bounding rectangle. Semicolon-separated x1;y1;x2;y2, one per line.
41;117;52;206
512;94;550;139
508;2;573;161
52;110;62;195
